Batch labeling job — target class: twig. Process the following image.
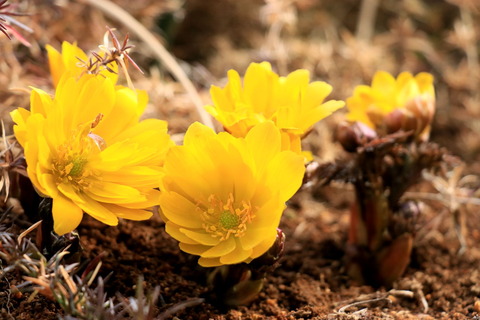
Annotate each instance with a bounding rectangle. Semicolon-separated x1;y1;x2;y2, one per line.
337;289;417;314
76;0;215;130
417;287;429;313
338;297;392;313
388;289;415;299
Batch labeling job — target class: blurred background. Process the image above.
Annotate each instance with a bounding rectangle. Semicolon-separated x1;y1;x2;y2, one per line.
1;0;479;165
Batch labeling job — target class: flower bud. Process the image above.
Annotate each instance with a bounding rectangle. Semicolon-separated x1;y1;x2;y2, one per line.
336;121;378;152
385;96;434;141
404;96;435;141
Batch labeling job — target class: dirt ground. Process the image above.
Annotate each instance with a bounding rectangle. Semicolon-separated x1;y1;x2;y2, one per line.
1;0;480;319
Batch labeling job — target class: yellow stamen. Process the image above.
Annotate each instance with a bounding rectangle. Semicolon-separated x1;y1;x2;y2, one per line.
200;193;255;241
52;121;104;191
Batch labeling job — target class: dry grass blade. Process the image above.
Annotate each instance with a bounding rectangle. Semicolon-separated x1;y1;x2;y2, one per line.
337;296;392;313
17;220;42;246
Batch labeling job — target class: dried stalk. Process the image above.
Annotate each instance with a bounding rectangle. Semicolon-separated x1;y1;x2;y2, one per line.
355;0;380;42
460;7;479;75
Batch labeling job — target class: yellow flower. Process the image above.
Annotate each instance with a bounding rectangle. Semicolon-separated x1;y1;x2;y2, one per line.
346;71;435;140
11;75;173;235
205;62;344;155
159;121;305;267
46;41;118;87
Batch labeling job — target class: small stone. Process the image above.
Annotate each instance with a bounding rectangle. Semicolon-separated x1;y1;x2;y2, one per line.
472;285;480;295
474;300;480;313
229;310;242;318
266;298;278;306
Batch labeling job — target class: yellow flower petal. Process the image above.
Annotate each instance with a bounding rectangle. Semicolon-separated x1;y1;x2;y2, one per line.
165;222;198;245
58;76;116;133
198;256;222;267
179;243;210;255
159;192;203;229
180;229;222;246
244;121;281;176
58;183;118;226
47;41;118;87
220;241;253;265
101;166;163;188
249;233;277;260
240;226;275;251
200;237;236;258
94;88;148;142
415;73;435;96
247;197;283;228
372;71;396;92
30;88;54;117
52;194;83;235
10;108;30;147
75;194;118;226
101;204;152;221
37;173;58;198
263;151;305;201
46;44;64;88
116;189;161;209
86;181;146;204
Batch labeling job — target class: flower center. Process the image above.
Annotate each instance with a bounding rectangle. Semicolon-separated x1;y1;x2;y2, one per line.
68;157;87;177
219;211;240;229
52;119;104;191
200;193;255;241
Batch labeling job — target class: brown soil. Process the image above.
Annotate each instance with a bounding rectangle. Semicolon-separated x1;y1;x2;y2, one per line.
2;0;480;319
4;185;480;319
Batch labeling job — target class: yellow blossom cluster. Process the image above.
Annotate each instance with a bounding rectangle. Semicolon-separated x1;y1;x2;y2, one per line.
205;62;345;156
11;37;435;269
11;42;173;235
158;62;346;266
9;48;345;266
